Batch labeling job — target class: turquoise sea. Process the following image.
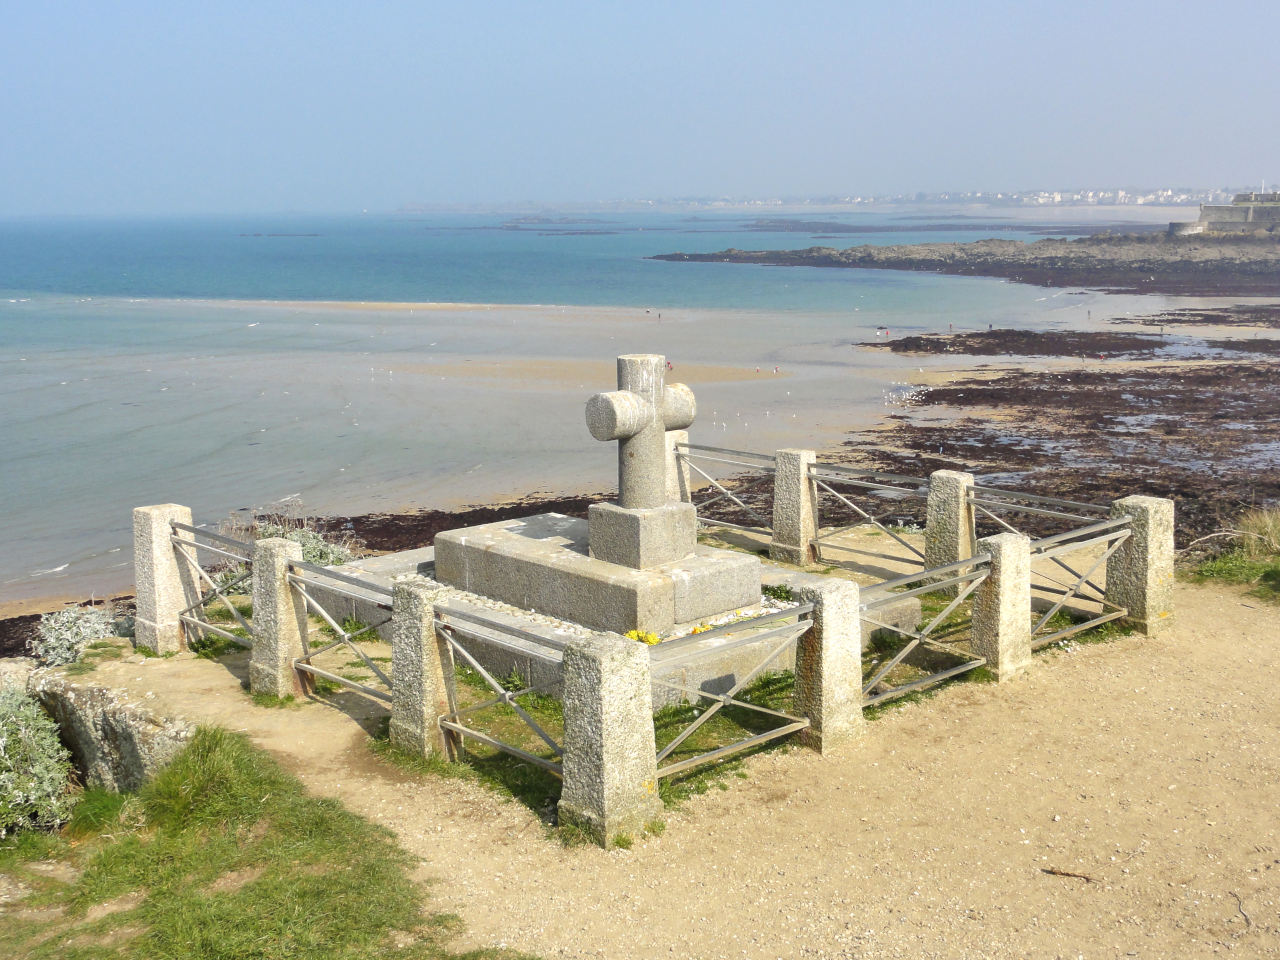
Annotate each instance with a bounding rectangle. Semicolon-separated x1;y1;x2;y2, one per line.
0;209;1187;603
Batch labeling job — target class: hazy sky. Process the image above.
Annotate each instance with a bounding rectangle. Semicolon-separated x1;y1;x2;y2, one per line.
3;1;1278;215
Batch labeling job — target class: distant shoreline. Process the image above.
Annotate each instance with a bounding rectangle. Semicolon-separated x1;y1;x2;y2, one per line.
652;233;1280;296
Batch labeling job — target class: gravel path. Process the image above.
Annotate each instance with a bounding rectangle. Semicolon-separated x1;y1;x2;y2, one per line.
89;580;1280;959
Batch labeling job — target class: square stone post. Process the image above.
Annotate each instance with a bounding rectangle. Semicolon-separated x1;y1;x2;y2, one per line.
770;448;818;566
972;533;1032;681
1105;496;1175;636
389;576;457;759
133;503;198;655
249;537;308;699
926;470;976;589
665;429;692;503
794;578;864;752
558;634;662;847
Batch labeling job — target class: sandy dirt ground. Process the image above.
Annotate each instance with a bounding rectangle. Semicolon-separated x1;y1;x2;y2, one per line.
79;577;1279;960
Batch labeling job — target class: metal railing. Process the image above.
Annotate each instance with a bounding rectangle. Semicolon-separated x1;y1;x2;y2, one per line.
1027;518;1131;649
288;559;394;703
170;521;255;649
649;604;814;779
809;461;929;567
433;606;567;777
859;556;991;706
676;442;776;535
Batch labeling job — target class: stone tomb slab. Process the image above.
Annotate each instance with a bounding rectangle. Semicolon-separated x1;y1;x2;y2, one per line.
434;513;760;635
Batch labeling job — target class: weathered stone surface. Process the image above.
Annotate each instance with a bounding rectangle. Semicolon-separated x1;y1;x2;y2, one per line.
0;658;37;691
389;576;456;758
669;549;761;625
1106;496;1175;636
133;504;198;655
972;533;1032;681
249;538;308;699
770;448;818;565
558;634;661;846
925;470;976;585
588;501;697;569
28;670;194;792
586;355;695;511
436;513;759;635
665;429;692;503
794;579;864;753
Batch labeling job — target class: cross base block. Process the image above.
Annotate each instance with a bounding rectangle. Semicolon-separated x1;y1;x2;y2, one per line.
434;514;760;635
588;501;696;569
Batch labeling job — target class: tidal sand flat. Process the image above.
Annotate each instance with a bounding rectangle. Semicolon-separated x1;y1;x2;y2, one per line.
0;283;1188;605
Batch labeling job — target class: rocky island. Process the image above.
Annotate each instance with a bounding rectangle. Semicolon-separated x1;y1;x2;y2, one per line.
652;232;1280;295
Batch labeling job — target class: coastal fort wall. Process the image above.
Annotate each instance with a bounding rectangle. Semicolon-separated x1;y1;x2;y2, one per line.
1170;192;1280;236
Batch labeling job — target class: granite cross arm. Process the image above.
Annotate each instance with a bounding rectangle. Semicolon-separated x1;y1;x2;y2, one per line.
585;354;696;510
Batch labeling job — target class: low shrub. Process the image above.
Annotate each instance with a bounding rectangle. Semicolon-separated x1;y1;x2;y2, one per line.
31;605;115;665
1238;506;1280;559
0;686;74;837
256;522;355;566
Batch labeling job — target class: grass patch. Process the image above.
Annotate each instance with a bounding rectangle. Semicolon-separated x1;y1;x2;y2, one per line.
0;727;497;959
368;666;807;821
1192;549;1280;603
248;691;297;709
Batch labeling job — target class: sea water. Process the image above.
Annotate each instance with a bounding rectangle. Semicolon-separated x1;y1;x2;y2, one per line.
0;210;1183;602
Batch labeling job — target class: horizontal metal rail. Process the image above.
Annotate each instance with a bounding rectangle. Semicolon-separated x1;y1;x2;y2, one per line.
863;659;987;707
435;605;571;653
178;615;251;648
678;442;776;464
1035;528;1130;563
438;720;563;776
293;661;393;703
169;536;251;565
287;559;394;599
864;555;991;596
652;622;812;670
287;573;391;610
657;603;814;649
813;541;925;567
808;469;923;497
170;521;255;552
679;451;777;473
969;496;1098;524
1030;517;1131;554
968;486;1108;514
694;516;772;536
862;570;988;609
434;619;563;664
1031;609;1128;650
810;461;928;488
657;721;810;779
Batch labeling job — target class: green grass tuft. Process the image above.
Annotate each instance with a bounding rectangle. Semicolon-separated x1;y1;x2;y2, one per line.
0;727;500;959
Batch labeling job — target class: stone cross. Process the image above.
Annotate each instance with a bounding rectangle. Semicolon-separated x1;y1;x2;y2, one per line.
586;355;695;510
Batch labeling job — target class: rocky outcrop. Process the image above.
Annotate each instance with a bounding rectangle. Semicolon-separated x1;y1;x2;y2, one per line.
652;234;1280;296
27;670;194;792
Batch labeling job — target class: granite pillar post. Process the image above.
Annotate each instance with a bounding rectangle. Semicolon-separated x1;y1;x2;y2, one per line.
389;576;457;758
558;634;662;846
794;578;864;752
249;537;308;699
770;448;819;566
926;470;976;590
133;504;198;655
1105;496;1175;636
972;533;1032;680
